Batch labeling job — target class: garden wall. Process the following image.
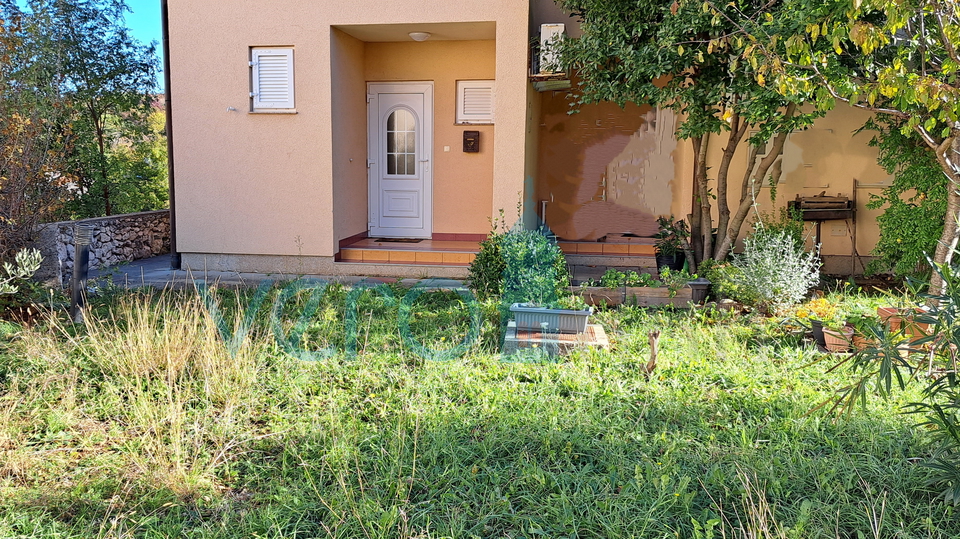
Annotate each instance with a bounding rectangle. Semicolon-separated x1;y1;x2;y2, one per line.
32;210;171;286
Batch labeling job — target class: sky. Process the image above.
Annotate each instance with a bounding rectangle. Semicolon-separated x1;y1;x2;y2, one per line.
123;1;165;90
16;0;166;90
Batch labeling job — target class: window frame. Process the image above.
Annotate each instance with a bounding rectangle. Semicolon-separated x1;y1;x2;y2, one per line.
250;47;296;112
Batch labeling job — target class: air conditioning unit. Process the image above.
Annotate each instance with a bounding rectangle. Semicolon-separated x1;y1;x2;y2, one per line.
539;23;565;75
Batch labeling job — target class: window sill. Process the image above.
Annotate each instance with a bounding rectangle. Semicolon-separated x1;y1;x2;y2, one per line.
249;110;298;115
454;122;493;126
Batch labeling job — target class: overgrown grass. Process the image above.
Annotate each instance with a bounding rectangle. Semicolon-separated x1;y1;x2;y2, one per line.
0;285;954;538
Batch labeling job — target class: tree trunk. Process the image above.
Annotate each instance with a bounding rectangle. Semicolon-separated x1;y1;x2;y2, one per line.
930;135;960;295
695;132;711;264
713;113;749;259
689;135;704;263
714;103;797;261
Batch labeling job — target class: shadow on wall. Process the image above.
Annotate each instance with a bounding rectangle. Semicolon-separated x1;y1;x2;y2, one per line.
537;93;679;241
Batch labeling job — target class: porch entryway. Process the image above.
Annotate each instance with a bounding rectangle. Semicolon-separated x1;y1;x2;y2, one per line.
367;82;434;239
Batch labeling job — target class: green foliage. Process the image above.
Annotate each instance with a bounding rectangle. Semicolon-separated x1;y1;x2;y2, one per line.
751;206;806;252
500;226;570;307
0;11;73;256
468;214;570;305
555;0;813;140
731;229;821;313
655;215;690;257
70;109;168;217
736;0;960;289
1;287;956;536
467;214;509;301
0;249;41;296
698;258;746;301
555;0;820;264
4;0;161;218
829;256;960;504
863;119;947;278
658;267;697;297
596;268;658;288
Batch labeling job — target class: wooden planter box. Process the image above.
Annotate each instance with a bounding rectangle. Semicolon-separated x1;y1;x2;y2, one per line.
574;287;625;307
571;285;694;308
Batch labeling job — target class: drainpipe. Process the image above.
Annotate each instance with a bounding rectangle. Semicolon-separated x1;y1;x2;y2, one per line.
161;0;180;269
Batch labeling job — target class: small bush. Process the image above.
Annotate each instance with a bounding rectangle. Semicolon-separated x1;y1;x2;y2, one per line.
467;216;569;304
467;232;506;301
0;248;41;295
500;227;569;307
0;248;44;319
730;229;820;313
698;258;745;301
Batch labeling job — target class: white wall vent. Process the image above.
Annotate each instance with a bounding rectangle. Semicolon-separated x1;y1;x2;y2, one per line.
456;80;495;124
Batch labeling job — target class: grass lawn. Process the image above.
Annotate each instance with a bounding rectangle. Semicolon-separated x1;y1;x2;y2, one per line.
0;284;955;538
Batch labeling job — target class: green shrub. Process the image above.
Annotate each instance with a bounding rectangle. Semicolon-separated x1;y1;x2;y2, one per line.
467;214;569;304
596;268;657;288
833;255;960;504
698;258;747;301
730;229;820;313
0;248;44;318
863;119;946;278
500;226;569;307
467;230;507;301
0;248;41;296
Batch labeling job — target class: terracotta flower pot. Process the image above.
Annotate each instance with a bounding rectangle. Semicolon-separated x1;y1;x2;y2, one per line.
877;307;932;338
852;334;876;351
822;325;854;353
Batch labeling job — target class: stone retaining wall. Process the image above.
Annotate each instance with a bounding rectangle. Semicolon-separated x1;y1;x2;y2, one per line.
33;210;171;286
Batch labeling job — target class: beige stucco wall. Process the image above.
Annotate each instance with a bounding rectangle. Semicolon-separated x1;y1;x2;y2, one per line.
697;105;890;260
331;29;369;245
169;0;529;261
536;89;888;264
364;40;495;236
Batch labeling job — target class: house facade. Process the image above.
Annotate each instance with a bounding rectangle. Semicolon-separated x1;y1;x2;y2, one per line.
166;0;891;278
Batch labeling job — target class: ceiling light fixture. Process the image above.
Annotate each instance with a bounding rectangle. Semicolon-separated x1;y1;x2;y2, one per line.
408;31;431;42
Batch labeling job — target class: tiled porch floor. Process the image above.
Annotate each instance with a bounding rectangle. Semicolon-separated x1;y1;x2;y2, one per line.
339;239;481;266
338;237;658;268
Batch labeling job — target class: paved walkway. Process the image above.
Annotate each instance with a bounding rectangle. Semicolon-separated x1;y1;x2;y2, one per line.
90;255;463;289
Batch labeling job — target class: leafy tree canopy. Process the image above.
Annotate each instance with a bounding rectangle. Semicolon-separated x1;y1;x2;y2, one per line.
729;0;960;291
554;0;820;264
5;0;160;218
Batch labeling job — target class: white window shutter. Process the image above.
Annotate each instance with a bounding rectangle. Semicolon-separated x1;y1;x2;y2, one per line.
456;80;495;124
251;48;295;109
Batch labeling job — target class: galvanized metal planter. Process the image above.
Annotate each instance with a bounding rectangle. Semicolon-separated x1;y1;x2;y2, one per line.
509;303;593;334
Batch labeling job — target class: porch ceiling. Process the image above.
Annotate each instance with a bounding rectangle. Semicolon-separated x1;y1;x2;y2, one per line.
334;22;496;42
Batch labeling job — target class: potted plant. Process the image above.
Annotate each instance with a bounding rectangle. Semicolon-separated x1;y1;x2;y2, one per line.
822;323;855;353
797;297;846;350
655;216;690;272
847;311;881;351
877;306;932;339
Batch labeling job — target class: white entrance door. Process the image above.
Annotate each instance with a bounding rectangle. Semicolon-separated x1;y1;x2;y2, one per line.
367;82;433;238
